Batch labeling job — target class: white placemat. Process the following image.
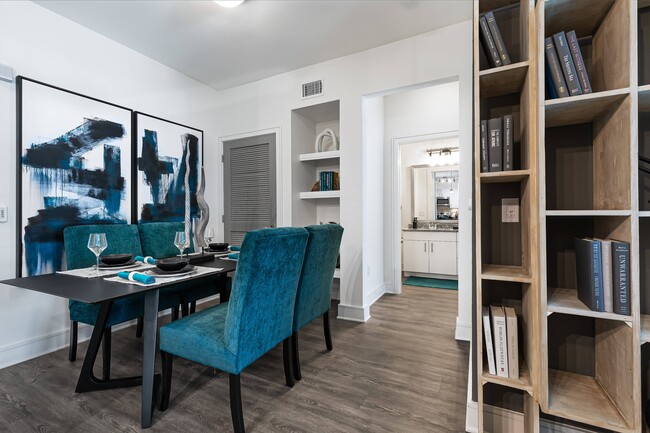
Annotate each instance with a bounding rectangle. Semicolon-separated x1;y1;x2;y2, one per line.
103;266;224;287
57;262;155;279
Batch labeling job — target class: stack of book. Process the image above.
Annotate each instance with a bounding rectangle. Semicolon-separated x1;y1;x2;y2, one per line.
545;31;592;99
482;305;519;379
479;10;511;69
574;238;630;315
480;115;514;172
319;171;340;192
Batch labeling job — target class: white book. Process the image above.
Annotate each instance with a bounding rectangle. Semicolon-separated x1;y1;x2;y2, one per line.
596;238;613;313
504;307;519;380
482;306;496;375
490;305;509;378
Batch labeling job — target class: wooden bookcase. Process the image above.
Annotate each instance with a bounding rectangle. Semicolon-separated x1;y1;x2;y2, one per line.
475;0;645;431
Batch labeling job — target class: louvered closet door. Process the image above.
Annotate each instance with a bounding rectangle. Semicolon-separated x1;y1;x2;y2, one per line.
223;133;276;246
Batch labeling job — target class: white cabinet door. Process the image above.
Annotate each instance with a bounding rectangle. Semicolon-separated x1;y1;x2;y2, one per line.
403;240;429;273
429;240;457;275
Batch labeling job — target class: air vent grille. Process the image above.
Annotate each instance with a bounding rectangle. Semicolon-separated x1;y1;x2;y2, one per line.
302;79;323;99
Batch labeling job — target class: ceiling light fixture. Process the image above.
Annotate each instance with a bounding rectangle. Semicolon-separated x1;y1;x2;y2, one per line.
214;0;244;7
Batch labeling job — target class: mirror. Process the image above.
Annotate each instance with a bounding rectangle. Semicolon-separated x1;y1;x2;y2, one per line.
412;165;459;222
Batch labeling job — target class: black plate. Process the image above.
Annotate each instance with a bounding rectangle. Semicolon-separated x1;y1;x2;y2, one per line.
100;253;133;265
98;259;137;269
156;257;190;271
209;242;229;251
148;265;195;276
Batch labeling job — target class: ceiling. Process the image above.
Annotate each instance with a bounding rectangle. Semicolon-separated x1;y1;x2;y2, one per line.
35;0;472;91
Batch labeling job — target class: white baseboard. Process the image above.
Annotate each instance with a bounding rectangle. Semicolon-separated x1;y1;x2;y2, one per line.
466;351;478;433
367;283;385;306
455;317;472;342
384;282;395;294
337;303;370;322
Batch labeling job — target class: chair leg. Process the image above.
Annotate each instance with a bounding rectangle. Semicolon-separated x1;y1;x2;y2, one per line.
160;351;173;411
282;337;294;388
180;303;189;317
136;317;144;338
102;327;111;381
189;301;196;314
291;332;302;381
229;374;245;433
68;321;78;362
323;310;333;351
171;306;179;321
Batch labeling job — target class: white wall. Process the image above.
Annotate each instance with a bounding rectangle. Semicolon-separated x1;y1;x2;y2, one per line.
207;19;473;325
0;1;221;367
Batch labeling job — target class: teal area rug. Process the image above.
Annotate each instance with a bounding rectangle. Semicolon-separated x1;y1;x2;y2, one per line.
404;276;458;290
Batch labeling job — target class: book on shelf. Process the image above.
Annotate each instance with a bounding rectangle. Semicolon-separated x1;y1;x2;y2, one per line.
318;171;340;192
490;305;508;378
574;237;604;312
612;240;630;316
595;238;613;313
479;15;502;68
488;118;502;172
566;30;592;94
503;115;513;171
482;306;497;375
544;37;569;98
504;307;519;380
553;31;582;96
485;11;511;66
480;120;489;173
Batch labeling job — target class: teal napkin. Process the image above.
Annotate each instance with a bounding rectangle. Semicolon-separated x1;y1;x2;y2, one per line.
118;271;155;284
230;246;241;251
134;256;156;265
227;253;239;260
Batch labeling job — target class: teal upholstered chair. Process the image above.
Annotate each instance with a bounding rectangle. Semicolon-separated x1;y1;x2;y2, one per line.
291;224;343;381
159;227;309;433
138;222;227;316
63;224;181;379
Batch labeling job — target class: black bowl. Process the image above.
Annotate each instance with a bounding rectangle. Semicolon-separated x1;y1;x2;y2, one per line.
209;242;229;251
156;258;190;272
100;254;133;265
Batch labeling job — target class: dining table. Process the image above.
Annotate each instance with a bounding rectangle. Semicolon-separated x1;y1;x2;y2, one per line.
0;255;237;428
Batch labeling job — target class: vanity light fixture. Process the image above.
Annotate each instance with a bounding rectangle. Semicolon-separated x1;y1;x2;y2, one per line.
426;147;457;157
214;0;245;7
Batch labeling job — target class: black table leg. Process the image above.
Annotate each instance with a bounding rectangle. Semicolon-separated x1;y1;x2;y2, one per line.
75;301;144;393
141;289;160;428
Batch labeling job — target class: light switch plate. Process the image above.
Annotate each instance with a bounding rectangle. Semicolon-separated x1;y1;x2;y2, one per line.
502;198;519;223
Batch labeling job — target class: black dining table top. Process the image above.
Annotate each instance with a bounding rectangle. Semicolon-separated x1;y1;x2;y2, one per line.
1;258;237;304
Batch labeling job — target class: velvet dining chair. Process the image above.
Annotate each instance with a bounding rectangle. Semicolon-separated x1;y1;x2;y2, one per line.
290;224;343;381
63;224;181;380
158;227;309;433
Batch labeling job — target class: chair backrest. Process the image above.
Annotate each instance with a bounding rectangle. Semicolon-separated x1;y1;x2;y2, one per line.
293;224;344;331
63;224;143;270
224;227;308;371
138;222;194;258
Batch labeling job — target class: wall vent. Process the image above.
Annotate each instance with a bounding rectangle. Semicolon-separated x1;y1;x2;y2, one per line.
301;79;323;99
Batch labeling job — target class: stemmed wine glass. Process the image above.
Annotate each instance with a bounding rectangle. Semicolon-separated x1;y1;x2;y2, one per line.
204;228;214;251
87;233;108;275
174;231;189;257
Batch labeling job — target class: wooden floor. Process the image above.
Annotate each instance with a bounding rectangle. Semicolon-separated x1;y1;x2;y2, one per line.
0;286;469;432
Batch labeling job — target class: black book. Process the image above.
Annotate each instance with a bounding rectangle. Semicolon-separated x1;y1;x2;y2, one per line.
566;30;592;94
545;63;558;99
479;16;502;68
544;37;569;98
553;31;582;96
612;240;630;316
480;120;489;172
485;12;511;65
574;237;604;312
503;115;513;171
488;118;502;172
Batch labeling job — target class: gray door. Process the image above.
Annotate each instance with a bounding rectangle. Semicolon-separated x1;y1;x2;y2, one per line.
223;133;276;245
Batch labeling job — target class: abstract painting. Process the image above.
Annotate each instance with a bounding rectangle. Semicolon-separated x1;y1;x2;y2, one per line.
18;77;132;276
135;113;203;223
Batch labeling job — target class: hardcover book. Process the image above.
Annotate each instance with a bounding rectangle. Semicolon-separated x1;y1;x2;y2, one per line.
490;305;508;378
553;31;582;96
503;115;513;171
504;307;519;380
545;37;569;98
566;30;592;94
482;306;497;375
480;120;489;172
488;117;502;172
612;240;630;316
596;238;613;313
485;12;511;65
479;15;502;68
574;237;604;312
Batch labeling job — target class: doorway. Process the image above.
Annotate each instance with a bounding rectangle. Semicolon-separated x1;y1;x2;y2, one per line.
222;133;276;245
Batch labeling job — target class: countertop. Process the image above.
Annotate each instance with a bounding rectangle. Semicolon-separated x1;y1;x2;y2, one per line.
402;227;458;233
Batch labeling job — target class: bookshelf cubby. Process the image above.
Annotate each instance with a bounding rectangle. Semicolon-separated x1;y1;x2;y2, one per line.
477;0;644;431
482;383;539;433
479;1;528;71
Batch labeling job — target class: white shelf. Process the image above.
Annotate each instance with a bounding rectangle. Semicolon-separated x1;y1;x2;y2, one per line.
299;191;340;200
299;150;340;163
546;210;632;217
333;268;340;279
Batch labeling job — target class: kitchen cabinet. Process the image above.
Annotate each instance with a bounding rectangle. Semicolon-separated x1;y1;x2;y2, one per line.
402;230;457;276
403;240;429;273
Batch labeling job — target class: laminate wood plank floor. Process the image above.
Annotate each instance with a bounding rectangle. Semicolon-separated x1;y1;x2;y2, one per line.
0;286;469;432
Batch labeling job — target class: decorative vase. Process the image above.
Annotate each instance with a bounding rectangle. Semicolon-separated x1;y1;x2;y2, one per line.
195;167;210;249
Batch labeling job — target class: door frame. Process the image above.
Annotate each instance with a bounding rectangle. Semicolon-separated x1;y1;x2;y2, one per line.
389;131;459;295
218;127;282;240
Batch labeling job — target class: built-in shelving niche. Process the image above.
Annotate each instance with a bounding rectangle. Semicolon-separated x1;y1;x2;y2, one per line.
478;0;528;72
482;383;538;433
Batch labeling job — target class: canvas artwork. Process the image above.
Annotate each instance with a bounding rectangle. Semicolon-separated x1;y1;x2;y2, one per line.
18;78;132;276
135;113;203;223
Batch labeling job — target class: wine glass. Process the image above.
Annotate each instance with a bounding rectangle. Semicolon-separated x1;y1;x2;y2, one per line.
204;228;214;251
174;231;189;257
87;233;108;275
